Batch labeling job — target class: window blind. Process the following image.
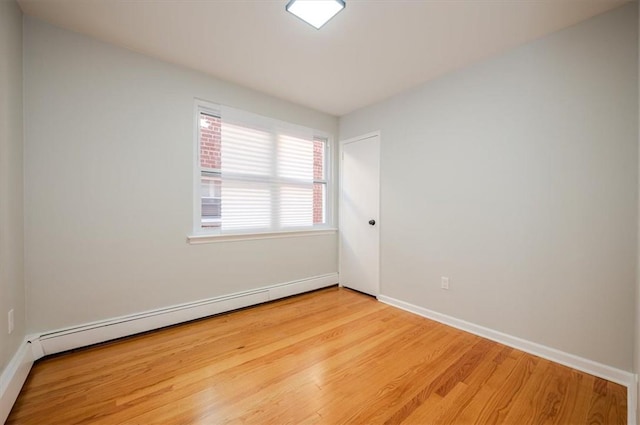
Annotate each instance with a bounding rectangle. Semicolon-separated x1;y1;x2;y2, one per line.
216;106;317;233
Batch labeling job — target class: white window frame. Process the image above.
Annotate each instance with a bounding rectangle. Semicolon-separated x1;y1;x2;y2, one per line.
190;99;335;242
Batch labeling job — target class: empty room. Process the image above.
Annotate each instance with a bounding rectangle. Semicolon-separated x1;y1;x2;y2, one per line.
1;0;639;423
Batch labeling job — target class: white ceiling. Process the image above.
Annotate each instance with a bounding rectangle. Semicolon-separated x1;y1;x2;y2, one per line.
17;0;628;116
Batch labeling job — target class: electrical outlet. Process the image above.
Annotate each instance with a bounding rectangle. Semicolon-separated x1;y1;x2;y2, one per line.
441;277;449;290
8;309;14;334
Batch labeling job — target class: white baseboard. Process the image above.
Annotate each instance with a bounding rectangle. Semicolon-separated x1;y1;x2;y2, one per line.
378;295;637;425
0;338;35;424
32;273;338;358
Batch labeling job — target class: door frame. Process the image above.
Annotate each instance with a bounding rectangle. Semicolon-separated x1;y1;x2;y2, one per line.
338;131;381;296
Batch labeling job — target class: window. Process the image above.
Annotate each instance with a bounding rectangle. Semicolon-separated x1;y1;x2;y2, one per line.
195;102;331;235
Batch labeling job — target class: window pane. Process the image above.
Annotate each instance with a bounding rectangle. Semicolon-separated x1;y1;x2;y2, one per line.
280;185;313;228
222;122;272;177
313;182;326;224
200;113;221;170
313;138;325;180
201;174;221;228
278;134;313;181
221;180;271;231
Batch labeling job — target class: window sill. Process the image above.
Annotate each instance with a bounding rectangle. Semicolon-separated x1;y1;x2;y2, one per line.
187;228;338;244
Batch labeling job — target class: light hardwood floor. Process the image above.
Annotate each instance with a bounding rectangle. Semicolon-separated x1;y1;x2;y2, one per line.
7;287;626;424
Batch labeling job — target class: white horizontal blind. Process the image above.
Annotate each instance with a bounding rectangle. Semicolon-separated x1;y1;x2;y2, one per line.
278;133;313;228
219;106;316;233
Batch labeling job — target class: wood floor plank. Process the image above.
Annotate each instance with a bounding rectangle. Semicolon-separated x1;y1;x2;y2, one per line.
499;358;555;425
312;328;470;423
409;344;509;425
6;287;627;424
220;314;449;424
587;378;628;425
553;369;596;425
439;347;525;424
118;309;418;424
378;338;496;425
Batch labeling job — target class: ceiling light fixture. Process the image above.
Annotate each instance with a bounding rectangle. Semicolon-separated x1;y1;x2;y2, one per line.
286;0;345;30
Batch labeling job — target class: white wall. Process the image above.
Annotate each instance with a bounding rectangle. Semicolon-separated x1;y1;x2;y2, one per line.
0;0;25;373
23;18;339;333
341;3;638;371
636;2;640;421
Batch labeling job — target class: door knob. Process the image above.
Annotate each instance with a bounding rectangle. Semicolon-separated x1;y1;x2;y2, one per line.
369;219;376;226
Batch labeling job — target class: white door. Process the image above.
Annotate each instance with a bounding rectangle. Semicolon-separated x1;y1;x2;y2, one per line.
340;133;380;296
